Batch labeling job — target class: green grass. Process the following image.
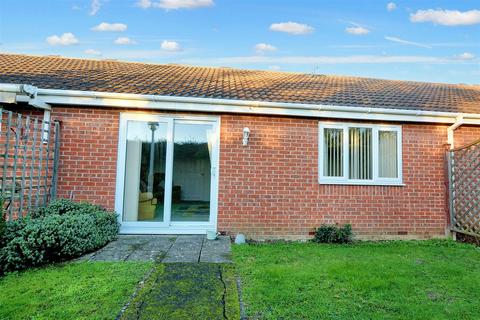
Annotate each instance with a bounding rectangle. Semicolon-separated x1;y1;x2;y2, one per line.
233;240;480;320
0;261;152;320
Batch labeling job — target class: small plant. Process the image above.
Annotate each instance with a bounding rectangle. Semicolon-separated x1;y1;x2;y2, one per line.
313;224;352;244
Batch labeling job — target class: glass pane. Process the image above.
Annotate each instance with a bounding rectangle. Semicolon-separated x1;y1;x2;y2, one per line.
349;127;372;180
379;131;398;178
171;122;213;222
123;120;167;222
323;128;343;177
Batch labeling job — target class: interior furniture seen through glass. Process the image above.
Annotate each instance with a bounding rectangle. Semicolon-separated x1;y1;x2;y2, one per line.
123;120;168;222
122;119;214;223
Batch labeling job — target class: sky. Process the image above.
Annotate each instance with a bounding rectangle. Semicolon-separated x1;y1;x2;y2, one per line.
0;0;479;84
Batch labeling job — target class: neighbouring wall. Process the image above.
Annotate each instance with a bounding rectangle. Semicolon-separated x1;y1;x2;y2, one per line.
21;106;480;240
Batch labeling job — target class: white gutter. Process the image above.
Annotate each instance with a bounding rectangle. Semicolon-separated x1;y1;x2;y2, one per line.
447;115;465;149
0;84;52;143
1;83;480;125
0;84;51;110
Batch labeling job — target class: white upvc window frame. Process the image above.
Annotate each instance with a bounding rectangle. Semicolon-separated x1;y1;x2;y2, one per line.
318;122;403;186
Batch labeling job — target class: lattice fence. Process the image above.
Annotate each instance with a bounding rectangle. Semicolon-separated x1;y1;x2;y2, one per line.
0;107;60;220
448;139;480;237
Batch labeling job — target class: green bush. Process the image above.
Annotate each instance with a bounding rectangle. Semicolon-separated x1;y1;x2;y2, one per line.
31;198;104;218
313;224;352;244
0;199;119;274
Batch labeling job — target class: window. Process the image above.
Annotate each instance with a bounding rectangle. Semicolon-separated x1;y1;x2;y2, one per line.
319;123;402;185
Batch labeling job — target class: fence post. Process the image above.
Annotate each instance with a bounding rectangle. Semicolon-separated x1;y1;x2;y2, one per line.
1;111;12;198
447;150;455;233
50;121;61;200
8;113;22;219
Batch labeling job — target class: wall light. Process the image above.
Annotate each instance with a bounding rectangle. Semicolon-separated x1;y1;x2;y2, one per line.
242;127;250;146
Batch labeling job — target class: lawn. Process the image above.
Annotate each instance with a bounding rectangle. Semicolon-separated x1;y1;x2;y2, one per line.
233;240;480;320
0;261;152;320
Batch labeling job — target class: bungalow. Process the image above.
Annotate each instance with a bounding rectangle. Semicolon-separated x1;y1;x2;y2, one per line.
1;53;479;240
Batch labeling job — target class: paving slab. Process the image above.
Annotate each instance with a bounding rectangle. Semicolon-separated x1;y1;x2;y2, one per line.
162;235;204;263
82;235;175;262
200;236;232;263
125;236;176;261
78;234;232;263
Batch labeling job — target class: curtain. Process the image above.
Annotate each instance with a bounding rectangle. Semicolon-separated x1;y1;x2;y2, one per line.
324;128;343;177
349;128;372;180
379;131;398;178
206;127;215;162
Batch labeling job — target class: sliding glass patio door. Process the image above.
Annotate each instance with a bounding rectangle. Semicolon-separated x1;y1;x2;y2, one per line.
116;114;219;234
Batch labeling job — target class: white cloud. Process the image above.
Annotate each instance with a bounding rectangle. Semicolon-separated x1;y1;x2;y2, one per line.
269;65;281;70
46;33;79;46
410;9;480;26
114;37;136;45
92;22;127;32
255;43;277;54
136;0;152;8
455;52;475;60
161;40;182;51
345;26;370;35
85;49;101;55
90;0;101;15
269;22;314;35
137;0;214;9
385;36;431;48
386;2;396;12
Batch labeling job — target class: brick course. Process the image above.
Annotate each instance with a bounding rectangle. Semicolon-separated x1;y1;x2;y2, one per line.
42;107;480;240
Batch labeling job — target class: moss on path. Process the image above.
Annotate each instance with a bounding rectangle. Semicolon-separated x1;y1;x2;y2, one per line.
120;263;240;320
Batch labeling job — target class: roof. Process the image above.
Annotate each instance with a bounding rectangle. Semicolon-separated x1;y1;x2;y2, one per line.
0;53;479;114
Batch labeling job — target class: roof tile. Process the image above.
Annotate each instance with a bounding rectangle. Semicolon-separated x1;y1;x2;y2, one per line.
0;53;479;113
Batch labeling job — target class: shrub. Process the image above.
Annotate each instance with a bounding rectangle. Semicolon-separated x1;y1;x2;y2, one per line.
31;198;104;219
0;199;119;275
313;224;352;244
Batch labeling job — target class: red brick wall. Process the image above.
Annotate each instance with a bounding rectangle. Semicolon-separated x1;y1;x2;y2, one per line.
453;125;480;149
40;106;480;240
217;115;480;240
51;107;119;209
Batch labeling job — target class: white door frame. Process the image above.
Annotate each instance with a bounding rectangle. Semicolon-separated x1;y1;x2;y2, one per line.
115;112;221;234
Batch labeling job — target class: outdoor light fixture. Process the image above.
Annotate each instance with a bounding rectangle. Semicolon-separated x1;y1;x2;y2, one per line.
242;127;250;146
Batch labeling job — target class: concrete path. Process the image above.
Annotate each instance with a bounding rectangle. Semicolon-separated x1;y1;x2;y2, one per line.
119;263;240;320
79;235;232;263
80;235;237;319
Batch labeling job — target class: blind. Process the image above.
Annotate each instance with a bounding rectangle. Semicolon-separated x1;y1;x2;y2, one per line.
349;128;372;180
379;131;398;178
324;128;343;177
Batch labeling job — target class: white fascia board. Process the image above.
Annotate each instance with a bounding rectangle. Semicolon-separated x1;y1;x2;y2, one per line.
1;84;480;124
36;90;466;124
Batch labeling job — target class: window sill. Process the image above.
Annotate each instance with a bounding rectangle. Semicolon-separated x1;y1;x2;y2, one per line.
318;180;405;187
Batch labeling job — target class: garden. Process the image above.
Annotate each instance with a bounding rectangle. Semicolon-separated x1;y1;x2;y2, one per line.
1;204;480;319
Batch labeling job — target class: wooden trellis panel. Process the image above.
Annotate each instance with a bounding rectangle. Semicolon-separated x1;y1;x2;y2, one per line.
0;107;61;220
448;139;480;237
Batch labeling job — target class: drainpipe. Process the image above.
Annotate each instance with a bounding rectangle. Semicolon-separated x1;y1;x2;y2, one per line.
447;114;464;149
446;114;464;240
